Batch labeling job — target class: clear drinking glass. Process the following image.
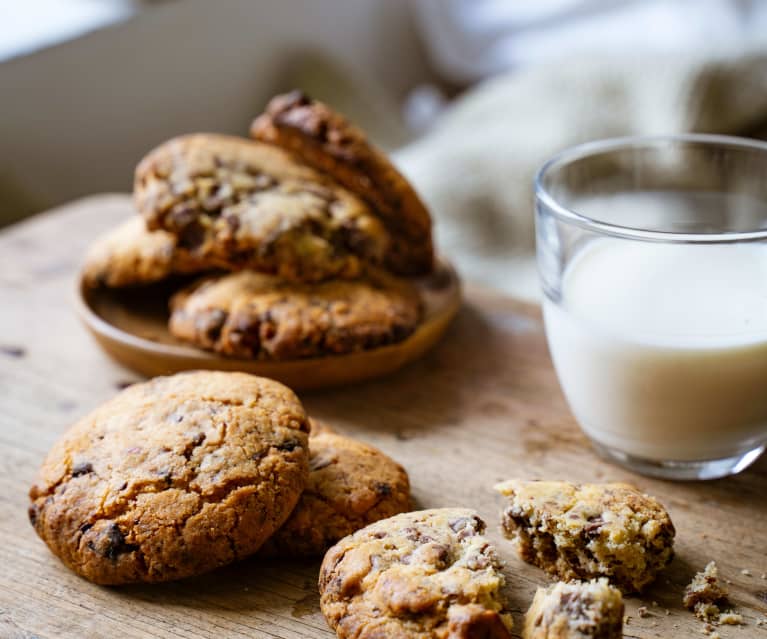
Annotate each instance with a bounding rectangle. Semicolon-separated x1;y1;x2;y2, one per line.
535;134;767;480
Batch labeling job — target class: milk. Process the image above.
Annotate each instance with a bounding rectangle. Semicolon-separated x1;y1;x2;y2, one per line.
543;239;767;461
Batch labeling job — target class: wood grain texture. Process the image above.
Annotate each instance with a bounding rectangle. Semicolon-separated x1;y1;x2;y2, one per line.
0;194;765;639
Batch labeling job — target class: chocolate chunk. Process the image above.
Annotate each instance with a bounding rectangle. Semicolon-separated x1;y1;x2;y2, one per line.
449;515;485;539
28;504;39;526
71;462;94;477
176;218;206;250
276;439;301;452
375;482;392;497
196;309;227;342
88;522;136;561
584;517;604;538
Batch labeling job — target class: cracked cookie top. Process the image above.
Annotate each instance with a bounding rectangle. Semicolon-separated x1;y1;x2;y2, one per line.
259;422;411;557
82;217;209;288
251;91;434;276
319;508;513;639
135;134;391;282
28;371;309;584
168;268;422;360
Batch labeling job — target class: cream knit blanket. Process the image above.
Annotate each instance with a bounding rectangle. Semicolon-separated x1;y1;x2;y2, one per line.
395;48;767;301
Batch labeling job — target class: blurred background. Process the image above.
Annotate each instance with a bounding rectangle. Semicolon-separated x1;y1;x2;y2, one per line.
3;0;767;298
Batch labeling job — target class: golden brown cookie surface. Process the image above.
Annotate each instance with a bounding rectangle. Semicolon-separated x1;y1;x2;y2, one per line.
28;371;309;585
319;508;513;639
168;268;422;360
260;424;411;557
82;217;207;288
251;91;434;276
135;134;390;282
495;480;675;593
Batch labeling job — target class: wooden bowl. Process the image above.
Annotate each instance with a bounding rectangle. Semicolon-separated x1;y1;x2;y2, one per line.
75;260;461;389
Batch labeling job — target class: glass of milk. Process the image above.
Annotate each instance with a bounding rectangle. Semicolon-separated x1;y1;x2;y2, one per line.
536;135;767;480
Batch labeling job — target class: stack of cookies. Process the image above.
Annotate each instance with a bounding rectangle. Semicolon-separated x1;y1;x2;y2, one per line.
83;91;435;361
28;371;411;584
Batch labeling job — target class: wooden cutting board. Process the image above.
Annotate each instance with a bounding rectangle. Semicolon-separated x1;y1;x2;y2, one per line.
0;195;765;639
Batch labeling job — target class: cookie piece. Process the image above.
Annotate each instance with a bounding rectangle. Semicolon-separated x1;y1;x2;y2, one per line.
28;371;309;584
251;90;434;276
135;134;391;282
82;217;207;287
495;480;675;593
260;424;411;557
683;561;730;622
524;579;624;639
168;268;421;360
319;508;514;639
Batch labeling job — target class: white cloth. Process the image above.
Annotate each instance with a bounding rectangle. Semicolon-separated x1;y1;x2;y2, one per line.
395;47;767;301
414;0;767;83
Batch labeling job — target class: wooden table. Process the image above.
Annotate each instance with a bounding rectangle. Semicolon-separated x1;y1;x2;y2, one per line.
1;195;765;639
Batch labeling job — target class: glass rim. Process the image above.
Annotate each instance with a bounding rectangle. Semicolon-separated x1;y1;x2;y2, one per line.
534;133;767;243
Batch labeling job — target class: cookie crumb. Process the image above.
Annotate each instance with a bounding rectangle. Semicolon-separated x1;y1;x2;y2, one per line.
719;612;744;625
624;615;631;625
684;562;728;620
741;569;752;577
684;561;747;631
637;606;649;618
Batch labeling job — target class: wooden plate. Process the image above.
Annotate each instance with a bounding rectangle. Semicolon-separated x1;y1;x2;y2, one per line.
75;260;461;389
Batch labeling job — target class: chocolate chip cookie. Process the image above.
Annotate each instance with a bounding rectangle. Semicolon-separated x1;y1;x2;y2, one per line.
319;508;514;639
168;268;422;360
28;371;309;584
260;422;411;557
251;91;434;276
524;579;624;639
82;217;207;288
135;134;391;282
495;480;675;593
